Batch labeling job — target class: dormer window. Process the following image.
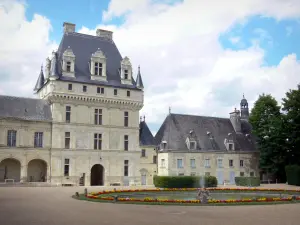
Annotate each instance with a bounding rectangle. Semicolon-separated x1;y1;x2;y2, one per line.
190;141;196;150
94;62;103;76
186;137;197;150
62;46;75;77
228;143;233;150
120;56;132;85
224;138;235;151
161;141;167;150
90;48;107;81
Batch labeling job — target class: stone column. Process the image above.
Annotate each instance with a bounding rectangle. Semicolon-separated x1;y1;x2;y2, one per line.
20;165;27;183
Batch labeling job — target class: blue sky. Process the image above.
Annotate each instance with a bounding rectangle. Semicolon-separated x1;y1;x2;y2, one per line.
1;0;300;135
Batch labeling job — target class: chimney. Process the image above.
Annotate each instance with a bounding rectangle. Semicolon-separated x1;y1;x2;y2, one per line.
63;22;76;34
229;108;242;133
96;29;113;40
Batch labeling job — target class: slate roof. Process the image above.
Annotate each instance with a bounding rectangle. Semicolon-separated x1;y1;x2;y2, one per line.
139;120;155;146
154;113;257;152
34;66;45;92
0;95;52;122
39;32;142;91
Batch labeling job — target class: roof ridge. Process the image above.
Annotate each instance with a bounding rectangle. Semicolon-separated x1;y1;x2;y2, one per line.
66;32;114;43
171;113;230;120
0;95;43;101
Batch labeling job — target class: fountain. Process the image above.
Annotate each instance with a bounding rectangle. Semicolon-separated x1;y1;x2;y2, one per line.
196;176;210;204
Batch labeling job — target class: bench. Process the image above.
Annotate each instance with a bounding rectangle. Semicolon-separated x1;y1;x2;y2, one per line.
223;180;231;186
5;179;14;184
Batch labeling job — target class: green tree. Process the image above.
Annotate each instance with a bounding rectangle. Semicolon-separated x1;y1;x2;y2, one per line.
282;84;300;165
249;94;287;181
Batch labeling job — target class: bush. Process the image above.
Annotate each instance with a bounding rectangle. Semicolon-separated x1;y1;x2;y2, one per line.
235;177;260;187
285;165;300;186
153;175;218;188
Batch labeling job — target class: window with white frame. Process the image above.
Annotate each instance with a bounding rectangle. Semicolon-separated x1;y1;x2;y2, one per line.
240;160;244;167
94;62;103;76
190;159;196;168
34;132;43;148
161;159;165;167
204;159;210;168
7;130;17;147
177;159;183;168
217;158;223;168
64;158;70;176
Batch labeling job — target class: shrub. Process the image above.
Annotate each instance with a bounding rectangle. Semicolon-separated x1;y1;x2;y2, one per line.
285;165;300;186
153;175;218;188
235;177;260;187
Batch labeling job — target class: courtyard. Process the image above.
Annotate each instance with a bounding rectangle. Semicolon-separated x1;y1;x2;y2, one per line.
0;184;300;225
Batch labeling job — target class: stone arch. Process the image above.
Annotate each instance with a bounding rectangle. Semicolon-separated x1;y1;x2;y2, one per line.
0;158;21;182
90;164;104;186
27;159;47;182
140;168;148;185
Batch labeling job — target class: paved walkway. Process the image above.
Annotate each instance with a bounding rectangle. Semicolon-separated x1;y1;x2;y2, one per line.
0;184;300;225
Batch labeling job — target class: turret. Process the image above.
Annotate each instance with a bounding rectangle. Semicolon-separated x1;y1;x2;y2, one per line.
240;94;249;120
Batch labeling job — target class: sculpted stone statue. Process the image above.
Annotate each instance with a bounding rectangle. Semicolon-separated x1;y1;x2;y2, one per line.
45;57;51;78
196;188;210;204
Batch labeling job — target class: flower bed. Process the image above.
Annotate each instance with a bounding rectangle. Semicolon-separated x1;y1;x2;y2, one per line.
85;188;300;205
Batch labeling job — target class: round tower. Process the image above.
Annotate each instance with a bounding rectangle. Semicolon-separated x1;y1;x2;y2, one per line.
240;94;249;120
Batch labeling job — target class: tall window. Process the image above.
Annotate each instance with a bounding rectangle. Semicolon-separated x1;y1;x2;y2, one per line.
177;159;183;168
64;159;70;176
124;69;128;79
153;155;157;164
94;62;103;76
240;160;244;167
127;90;130;97
83;85;87;92
65;132;70;149
94;109;102;125
229;159;233;167
217;158;223;168
94;133;102;150
141;149;146;157
114;89;118;96
66;61;71;72
204;159;210;168
66;106;71;123
190;159;196;168
68;83;72;91
124;160;129;177
7;130;17;147
34;132;43;148
124;135;129;151
124;111;129;127
97;87;104;94
161;159;165;167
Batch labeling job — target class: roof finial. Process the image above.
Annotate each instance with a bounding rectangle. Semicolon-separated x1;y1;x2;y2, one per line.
143;115;145;121
41;64;43;71
243;93;245;99
169;106;171;114
138;65;140;72
140;116;142;122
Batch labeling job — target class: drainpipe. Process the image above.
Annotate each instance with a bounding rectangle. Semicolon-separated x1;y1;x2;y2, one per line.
49;118;53;184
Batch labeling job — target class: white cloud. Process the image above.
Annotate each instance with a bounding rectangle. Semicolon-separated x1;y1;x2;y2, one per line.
1;0;300;134
229;37;241;44
0;0;57;97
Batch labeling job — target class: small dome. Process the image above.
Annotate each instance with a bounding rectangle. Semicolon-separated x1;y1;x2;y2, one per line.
240;94;248;105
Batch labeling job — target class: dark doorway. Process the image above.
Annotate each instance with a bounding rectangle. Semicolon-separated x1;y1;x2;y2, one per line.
90;164;104;186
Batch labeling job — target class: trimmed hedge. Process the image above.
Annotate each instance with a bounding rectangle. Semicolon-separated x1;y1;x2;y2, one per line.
285;165;300;186
153;175;218;188
235;177;260;187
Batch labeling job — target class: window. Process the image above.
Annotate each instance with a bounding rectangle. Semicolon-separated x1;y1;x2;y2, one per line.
161;159;165;167
65;132;70;149
153;155;157;164
127;90;130;97
191;172;196;176
64;158;70;176
229;159;233;167
124;69;128;79
141;149;146;157
177;159;183;168
124;135;129;151
205;172;210;176
66;61;71;72
94;109;102;125
83;85;87;92
161;142;167;149
7;130;17;147
114;89;118;96
68;83;72;91
94;133;102;150
34;132;43;148
240;172;245;177
66;106;71;123
190;159;196;168
190;141;196;150
178;173;185;176
217;158;223;168
240;160;244;167
204;159;210;168
124;160;129;177
228;143;233;150
97;87;104;94
94;62;103;76
124;111;129;127
250;172;254;177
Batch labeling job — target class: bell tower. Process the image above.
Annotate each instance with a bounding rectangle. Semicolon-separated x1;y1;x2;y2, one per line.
240;94;249;120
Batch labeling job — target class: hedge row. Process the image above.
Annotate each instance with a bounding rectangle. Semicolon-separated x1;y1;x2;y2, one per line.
153;175;218;188
235;177;260;187
285;165;300;186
